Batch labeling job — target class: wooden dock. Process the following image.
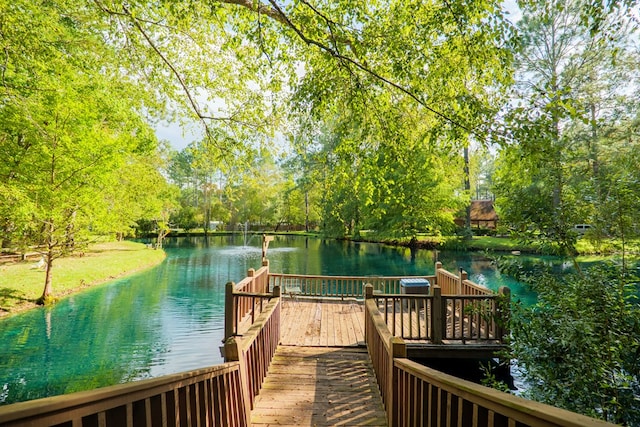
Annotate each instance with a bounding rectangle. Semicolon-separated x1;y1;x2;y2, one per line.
251;346;387;426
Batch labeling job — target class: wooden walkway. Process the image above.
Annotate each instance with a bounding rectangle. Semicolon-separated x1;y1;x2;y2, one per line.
252;299;384;426
251;346;387;426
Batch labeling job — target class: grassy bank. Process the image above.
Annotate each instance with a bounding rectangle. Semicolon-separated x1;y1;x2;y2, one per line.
0;241;166;318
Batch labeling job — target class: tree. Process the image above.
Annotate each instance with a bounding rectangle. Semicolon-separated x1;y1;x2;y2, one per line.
0;0;166;303
99;149;178;240
493;0;639;254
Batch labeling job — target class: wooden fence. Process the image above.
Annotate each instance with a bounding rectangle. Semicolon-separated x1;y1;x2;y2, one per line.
0;363;250;427
224;264;273;340
223;288;281;410
435;262;493;296
268;273;436;299
269;261;491;299
371;286;510;343
363;284;615;427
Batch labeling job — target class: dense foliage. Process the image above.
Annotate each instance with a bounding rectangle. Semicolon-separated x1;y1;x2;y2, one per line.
507;262;640;424
493;0;640;255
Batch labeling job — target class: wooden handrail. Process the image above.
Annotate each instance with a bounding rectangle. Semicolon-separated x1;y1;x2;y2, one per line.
225;264;274;340
269;273;436;298
235;266;270;294
461;278;493;295
393;358;614;427
225;284;276;340
371;287;509;343
435;261;493;296
364;284;615;427
0;363;250;427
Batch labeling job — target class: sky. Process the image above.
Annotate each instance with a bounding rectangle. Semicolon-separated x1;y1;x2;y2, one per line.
155;120;200;151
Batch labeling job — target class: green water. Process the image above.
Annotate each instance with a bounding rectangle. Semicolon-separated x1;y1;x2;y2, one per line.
1;235;538;405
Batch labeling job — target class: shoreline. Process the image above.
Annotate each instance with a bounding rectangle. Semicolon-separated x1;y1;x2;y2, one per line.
0;241;166;319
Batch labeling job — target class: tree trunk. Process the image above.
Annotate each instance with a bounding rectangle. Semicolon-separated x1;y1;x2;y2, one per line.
305;191;309;232
463;146;472;237
38;250;55;305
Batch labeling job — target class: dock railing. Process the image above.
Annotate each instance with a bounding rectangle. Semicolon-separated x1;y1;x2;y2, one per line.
224;262;273;340
0;363;251;427
223;286;281;410
268;261;490;300
353;283;510;343
268;273;436;299
363;284;615;427
435;261;493;296
0;259;618;427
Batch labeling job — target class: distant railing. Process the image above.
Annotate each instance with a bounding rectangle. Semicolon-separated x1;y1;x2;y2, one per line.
363;284;615;427
223;287;281;410
268;262;492;299
0;363;250;427
268;273;436;299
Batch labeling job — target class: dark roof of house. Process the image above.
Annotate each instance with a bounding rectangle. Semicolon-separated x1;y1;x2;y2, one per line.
469;200;498;221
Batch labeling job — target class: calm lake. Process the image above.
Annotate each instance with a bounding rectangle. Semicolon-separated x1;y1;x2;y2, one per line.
1;235;543;405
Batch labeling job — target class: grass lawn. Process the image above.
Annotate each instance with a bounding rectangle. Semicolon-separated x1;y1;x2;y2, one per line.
466;236;537;252
0;241;166;317
467;235;640;256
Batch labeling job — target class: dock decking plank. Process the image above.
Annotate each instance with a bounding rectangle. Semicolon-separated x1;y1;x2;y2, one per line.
251;346;387;427
280;300;365;347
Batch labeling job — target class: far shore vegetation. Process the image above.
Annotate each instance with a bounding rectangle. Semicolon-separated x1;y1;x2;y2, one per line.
0;241;166;318
3;231;635;320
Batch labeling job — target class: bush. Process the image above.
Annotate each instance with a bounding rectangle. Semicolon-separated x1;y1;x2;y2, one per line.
473;227;496;236
509;262;640;424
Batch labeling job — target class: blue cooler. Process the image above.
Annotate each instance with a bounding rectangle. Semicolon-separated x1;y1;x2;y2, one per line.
400;278;430;295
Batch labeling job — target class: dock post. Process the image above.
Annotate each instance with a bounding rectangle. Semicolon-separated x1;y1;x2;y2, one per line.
432;286;443;344
388;336;406;427
498;286;511;341
458;268;467;294
434;262;442;286
364;283;374;299
224;282;235;342
247;267;255;291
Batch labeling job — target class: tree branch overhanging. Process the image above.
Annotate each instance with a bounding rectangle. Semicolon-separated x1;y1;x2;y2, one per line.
231;0;473;134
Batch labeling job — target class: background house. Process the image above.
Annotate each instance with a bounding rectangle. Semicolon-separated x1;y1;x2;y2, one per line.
455;200;499;230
